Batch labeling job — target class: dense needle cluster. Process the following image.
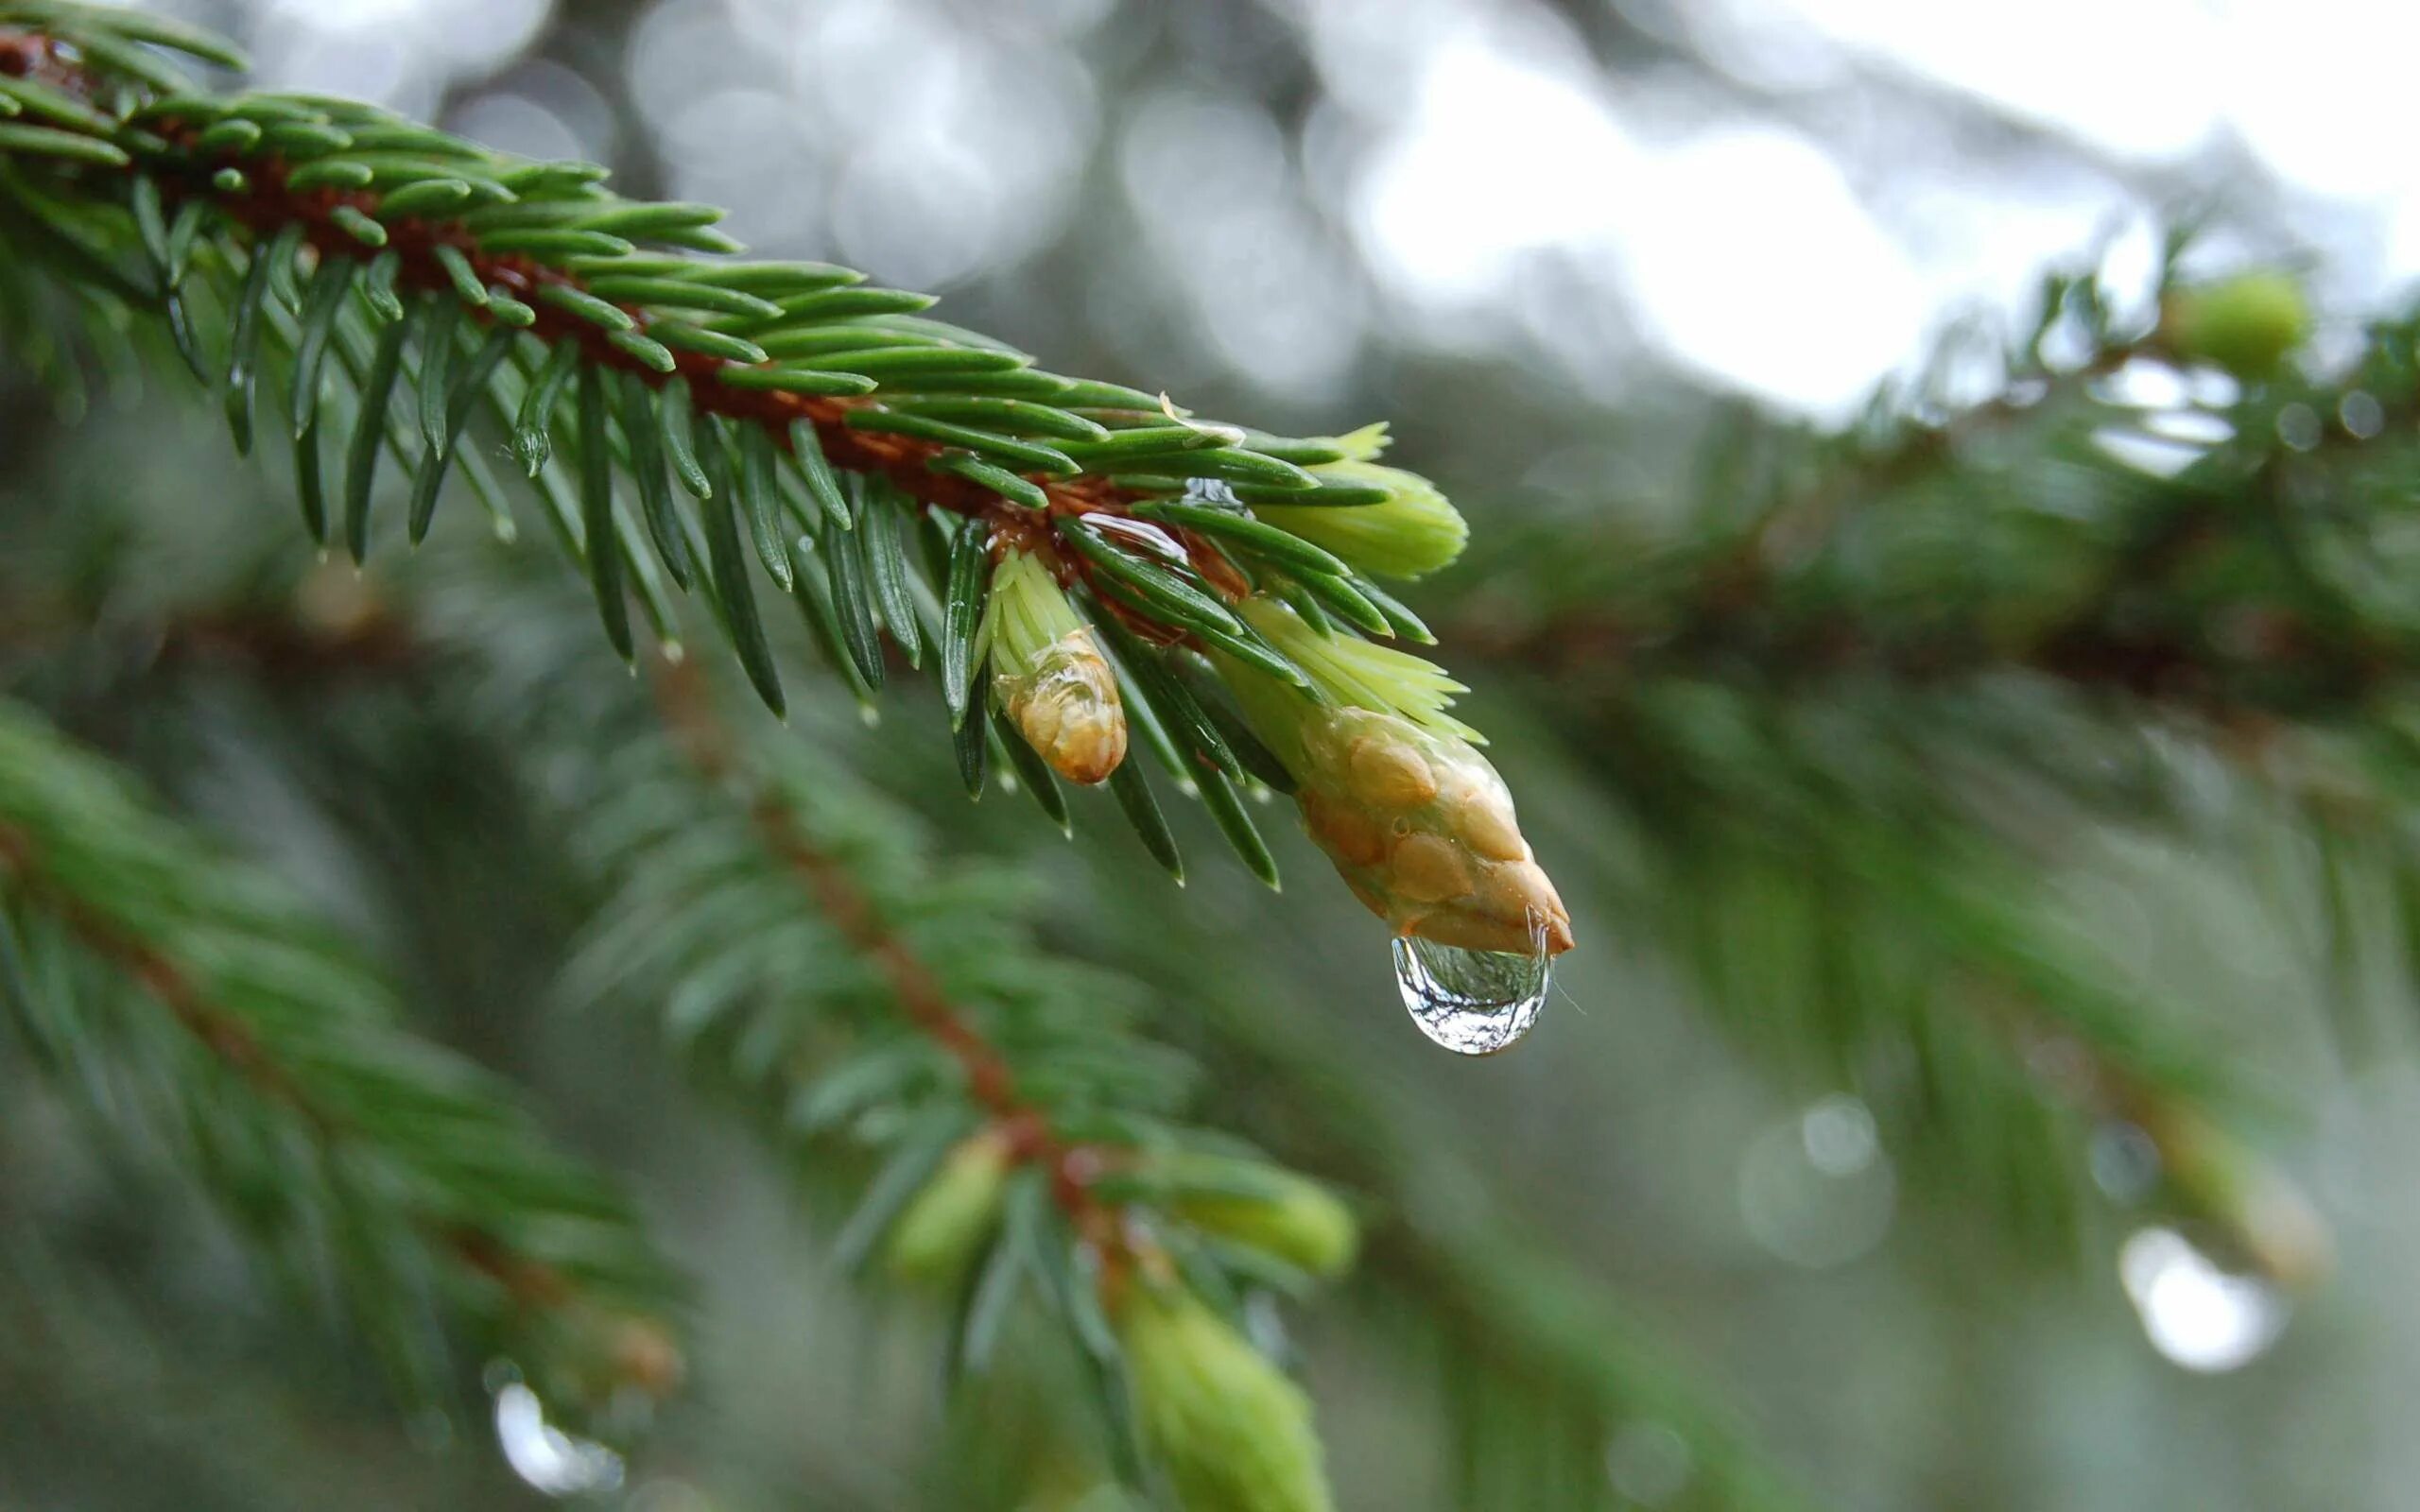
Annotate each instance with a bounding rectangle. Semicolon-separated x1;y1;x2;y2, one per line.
0;6;1589;1506
0;0;1570;967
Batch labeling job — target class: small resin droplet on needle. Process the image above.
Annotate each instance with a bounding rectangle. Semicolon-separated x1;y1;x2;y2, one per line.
1391;917;1553;1055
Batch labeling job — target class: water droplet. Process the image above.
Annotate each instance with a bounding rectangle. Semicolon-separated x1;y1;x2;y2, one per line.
1737;1095;1895;1268
2340;389;2385;438
1391;932;1551;1055
2118;1227;2288;1372
493;1375;625;1497
1798;1093;1878;1176
2088;1120;2162;1203
1079;511;1187;562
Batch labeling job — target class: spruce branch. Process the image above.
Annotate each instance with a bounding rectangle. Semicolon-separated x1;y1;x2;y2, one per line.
43;549;1796;1509
648;653;1132;1248
1097;882;1819;1512
0;2;1572;960
0;696;680;1418
408;563;1361;1506
1462;260;2382;731
1445;255;2360;1274
1470;610;2325;1278
2;500;1811;1505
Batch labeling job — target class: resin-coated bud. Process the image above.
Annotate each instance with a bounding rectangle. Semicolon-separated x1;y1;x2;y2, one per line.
982;548;1127;783
1255;459;1468;580
1161;1156;1358;1279
2161;270;2310;382
1292;706;1572;954
1116;1287;1335;1512
884;1129;1011;1283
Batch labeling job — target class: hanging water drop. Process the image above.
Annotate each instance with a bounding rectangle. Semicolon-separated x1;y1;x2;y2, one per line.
2118;1227;2289;1373
1391;927;1551;1055
490;1365;625;1498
